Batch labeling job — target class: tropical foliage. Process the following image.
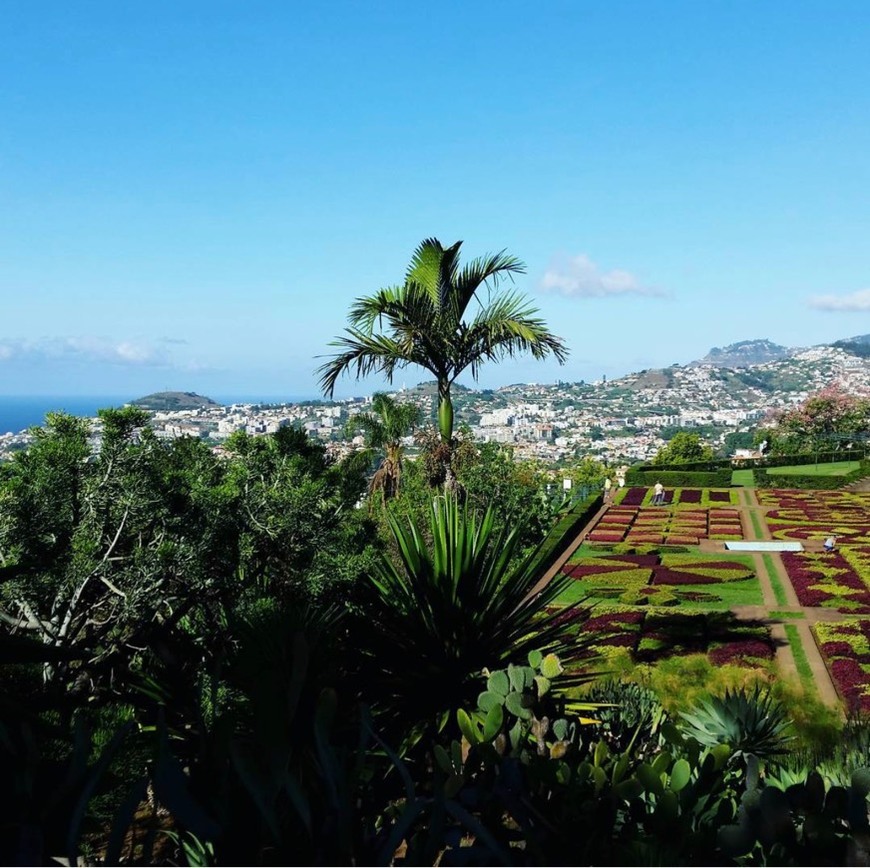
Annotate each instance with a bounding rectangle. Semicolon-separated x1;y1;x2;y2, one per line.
678;685;793;761
352;494;594;736
318;238;567;484
345;391;420;502
0;412;377;697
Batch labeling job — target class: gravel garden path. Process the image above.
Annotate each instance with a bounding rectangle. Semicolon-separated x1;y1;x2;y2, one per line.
720;491;841;707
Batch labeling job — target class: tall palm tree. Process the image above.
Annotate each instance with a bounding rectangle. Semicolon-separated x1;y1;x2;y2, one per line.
346;392;420;502
319;238;568;469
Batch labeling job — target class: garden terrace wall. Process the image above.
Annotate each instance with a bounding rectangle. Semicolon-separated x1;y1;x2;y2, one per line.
531;493;603;576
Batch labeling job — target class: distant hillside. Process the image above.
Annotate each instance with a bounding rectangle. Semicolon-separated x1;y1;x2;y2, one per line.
832;335;870;359
130;391;221;411
697;339;790;368
401;381;471;398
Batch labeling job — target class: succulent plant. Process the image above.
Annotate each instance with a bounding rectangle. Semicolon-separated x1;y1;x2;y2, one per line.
679;685;793;761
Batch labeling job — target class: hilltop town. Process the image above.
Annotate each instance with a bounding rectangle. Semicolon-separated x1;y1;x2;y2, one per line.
2;340;869;464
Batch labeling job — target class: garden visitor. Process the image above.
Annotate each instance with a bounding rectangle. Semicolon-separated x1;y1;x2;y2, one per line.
653;481;665;505
617;473;625;490
603;476;612;500
824;535;837;553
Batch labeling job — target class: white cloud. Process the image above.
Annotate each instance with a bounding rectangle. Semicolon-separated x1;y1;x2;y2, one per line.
539;253;666;298
808;288;870;312
0;337;172;367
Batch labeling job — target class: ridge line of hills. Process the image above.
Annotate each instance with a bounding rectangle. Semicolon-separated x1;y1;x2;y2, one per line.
129;335;870;411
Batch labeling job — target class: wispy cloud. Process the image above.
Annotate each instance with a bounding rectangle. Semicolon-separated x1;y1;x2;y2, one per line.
808;288;870;312
539;253;666;299
0;337;174;367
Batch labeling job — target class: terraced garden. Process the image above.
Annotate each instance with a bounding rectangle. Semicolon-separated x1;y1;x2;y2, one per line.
587;504;743;545
551;485;870;715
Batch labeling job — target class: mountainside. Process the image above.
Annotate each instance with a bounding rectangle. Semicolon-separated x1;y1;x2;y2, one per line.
609;344;870;411
696;339;790;368
832;334;870;359
130;391;221;411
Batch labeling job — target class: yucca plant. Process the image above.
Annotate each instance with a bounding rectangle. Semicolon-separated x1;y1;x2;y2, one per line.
679;685;793;762
352;495;595;739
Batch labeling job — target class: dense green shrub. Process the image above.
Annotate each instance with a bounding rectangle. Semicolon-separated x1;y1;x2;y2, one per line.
755;459;870;489
626;468;733;488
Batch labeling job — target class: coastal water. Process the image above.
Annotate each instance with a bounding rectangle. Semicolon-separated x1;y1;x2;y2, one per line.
0;394;318;435
0;396;129;435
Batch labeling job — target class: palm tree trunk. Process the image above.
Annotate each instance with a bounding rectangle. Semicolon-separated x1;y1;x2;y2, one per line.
437;383;461;494
437;384;454;443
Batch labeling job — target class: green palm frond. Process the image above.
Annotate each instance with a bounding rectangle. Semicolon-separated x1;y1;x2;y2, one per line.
318;329;426;396
348;286;407;332
318;238;568;431
458;292;569;378
405;238;463;312
370;393;420;442
453;250;526;318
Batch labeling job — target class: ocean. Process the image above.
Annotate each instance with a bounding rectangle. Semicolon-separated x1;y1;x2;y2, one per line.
0;394;319;435
0;396;130;435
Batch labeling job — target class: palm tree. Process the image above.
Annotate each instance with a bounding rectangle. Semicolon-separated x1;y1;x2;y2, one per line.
319;238;568;482
346;392;420;502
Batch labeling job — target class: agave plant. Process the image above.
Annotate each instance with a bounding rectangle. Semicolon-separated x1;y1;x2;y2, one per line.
352;495;594;737
679;685;793;761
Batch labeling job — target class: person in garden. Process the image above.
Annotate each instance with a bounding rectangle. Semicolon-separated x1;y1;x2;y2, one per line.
824;535;837;553
653;480;665;505
603;476;612;500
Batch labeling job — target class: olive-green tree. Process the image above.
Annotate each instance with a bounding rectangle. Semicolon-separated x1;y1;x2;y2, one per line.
652;431;715;465
0;412;375;695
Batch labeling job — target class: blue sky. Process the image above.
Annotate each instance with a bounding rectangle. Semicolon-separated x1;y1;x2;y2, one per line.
2;1;869;398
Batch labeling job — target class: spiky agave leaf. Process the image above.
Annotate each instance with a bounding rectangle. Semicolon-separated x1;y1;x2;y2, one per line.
678;685;793;761
353;495;594;735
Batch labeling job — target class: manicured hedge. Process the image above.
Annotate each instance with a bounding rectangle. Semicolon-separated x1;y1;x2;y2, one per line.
749;449;867;469
532;492;603;576
633;459;732;472
755;459;870;490
625;468;733;488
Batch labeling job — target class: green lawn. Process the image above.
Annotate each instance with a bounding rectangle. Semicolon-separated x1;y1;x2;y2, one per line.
555;577;761;610
673;578;762;610
785;623;815;693
767;460;860;476
731;469;755;486
749;510;764;539
762;553;788;607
